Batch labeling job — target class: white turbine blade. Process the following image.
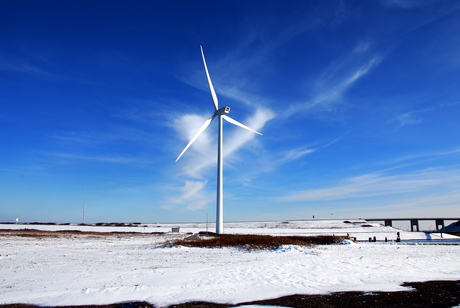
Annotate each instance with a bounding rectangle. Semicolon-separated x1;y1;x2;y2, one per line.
222;115;263;135
200;46;219;111
176;115;215;162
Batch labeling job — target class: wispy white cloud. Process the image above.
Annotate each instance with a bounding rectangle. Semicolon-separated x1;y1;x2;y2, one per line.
42;152;151;166
173;108;274;178
278;167;460;202
273;144;322;167
394;101;460;128
164;180;212;211
0;58;46;75
277;136;343;165
186;4;356;110
347;189;460;218
395;110;426;127
249;146;316;177
170;107;273;209
380;0;428;9
202;6;350;86
0;54;61;79
52;126;148;145
440;101;460;108
172;116;217;180
375;148;460;171
224;108;275;157
232;136;343;183
285;41;383;116
173;113;215;161
386;191;460;211
282;147;316;162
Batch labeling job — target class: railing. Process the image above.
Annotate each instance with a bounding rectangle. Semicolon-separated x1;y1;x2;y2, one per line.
365;218;460;232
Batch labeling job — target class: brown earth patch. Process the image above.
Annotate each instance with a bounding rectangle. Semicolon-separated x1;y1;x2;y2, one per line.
165;233;344;250
0;229;165;239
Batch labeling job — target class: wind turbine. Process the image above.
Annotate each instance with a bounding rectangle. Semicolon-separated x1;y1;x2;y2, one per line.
176;46;262;234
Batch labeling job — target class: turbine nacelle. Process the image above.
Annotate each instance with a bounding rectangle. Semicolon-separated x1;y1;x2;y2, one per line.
215;106;230;116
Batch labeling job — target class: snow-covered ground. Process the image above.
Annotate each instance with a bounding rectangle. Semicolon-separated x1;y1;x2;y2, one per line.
2;219;457;240
1;220;459;307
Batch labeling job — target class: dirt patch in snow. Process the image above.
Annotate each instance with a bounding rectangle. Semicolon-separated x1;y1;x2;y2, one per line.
165;233;345;250
0;229;166;239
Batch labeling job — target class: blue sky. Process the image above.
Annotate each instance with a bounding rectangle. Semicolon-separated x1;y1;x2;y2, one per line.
1;0;459;223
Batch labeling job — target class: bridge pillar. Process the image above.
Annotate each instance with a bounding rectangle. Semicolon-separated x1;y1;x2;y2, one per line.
410;219;419;232
384;219;392;227
435;219;445;231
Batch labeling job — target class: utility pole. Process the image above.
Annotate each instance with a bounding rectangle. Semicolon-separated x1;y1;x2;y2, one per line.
82;189;86;224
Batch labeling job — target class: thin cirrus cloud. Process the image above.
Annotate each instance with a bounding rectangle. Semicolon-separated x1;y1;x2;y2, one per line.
173;114;214;162
394;102;460;128
51;127;148;145
0;56;45;75
271;136;344;167
381;0;425;9
165;180;211;211
285;42;383;117
278;166;460;202
270;138;344;169
42;152;151;166
281;147;316;163
395;110;426;127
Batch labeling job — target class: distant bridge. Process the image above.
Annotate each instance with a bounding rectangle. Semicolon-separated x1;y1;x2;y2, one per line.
365;218;460;232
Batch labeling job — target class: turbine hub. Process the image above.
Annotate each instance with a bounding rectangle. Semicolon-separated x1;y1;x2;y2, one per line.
215;106;230;116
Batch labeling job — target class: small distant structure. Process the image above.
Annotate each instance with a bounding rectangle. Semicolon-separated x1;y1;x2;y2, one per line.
82;189;87;224
15;218;19;224
171;227;180;233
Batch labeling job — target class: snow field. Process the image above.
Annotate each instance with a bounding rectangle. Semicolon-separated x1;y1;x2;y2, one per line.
1;230;459;308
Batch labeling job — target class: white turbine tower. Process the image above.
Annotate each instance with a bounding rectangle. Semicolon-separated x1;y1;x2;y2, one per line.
176;46;262;234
